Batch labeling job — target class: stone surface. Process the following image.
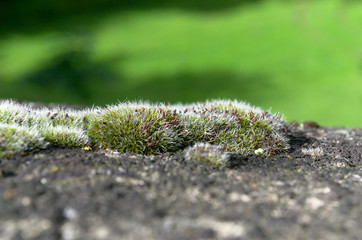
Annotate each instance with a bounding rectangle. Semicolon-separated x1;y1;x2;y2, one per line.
0;124;361;240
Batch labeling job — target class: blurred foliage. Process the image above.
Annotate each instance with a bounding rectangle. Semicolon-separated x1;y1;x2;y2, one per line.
0;0;361;127
18;34;117;102
0;0;261;34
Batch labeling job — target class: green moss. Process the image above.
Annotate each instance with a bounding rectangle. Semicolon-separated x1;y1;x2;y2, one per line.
38;124;89;148
0;99;290;159
87;106;185;154
179;100;288;156
185;142;229;166
0;123;48;158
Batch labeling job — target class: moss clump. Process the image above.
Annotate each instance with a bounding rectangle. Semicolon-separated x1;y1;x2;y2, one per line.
87;105;186;155
38;124;90;148
86;99;289;156
185;142;229;165
0;123;48;158
0;100;94;152
179;100;288;156
0;99;290;159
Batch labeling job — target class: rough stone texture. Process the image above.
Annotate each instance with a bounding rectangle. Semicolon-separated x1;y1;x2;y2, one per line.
0;123;361;240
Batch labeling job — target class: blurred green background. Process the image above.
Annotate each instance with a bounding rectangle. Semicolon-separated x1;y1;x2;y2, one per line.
0;0;361;127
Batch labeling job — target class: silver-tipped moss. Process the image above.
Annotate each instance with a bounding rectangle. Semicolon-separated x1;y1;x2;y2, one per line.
0;123;48;158
185;142;229;165
0;99;290;158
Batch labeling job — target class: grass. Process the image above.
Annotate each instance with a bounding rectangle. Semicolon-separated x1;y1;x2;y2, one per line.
0;99;289;162
0;0;361;127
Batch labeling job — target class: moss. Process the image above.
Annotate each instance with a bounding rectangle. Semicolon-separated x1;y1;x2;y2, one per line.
38;124;89;148
87;106;185;154
0;123;48;158
0;99;290;159
179;100;288;156
185;142;229;165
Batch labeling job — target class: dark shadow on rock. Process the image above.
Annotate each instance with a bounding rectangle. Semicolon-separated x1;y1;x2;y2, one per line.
285;123;315;153
225;154;254;168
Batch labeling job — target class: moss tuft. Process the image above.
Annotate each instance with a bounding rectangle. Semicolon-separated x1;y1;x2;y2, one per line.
0;99;290;159
87;105;185;154
0;123;48;158
38;124;90;148
185;142;229;165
